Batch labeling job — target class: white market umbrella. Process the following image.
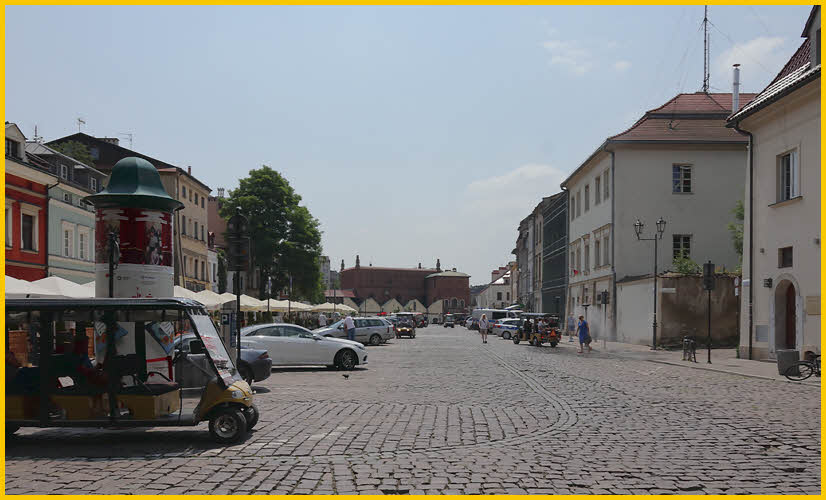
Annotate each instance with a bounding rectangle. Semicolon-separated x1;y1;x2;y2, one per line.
217;292;267;311
173;286;200;300
33;276;95;298
5;276;55;298
311;302;356;313
194;289;227;310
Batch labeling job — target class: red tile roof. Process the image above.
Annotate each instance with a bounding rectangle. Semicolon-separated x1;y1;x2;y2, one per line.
645;92;756;116
767;38;811;87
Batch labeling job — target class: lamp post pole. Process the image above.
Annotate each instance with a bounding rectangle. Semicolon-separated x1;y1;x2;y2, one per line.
634;218;666;350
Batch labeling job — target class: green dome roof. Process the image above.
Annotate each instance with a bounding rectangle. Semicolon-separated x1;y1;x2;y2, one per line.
84;157;184;211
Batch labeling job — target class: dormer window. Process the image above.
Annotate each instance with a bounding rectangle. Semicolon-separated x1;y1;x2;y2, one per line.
90;178;98;192
60;165;69;180
5;138;19;159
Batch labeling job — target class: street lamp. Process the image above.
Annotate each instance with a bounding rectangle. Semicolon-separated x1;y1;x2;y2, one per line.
634;217;666;350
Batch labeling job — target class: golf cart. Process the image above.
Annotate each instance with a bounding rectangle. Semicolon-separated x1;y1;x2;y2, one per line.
512;313;562;347
443;314;456;328
5;298;257;444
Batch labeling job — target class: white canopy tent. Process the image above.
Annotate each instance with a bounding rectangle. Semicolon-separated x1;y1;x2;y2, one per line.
32;276;95;298
311;302;356;313
217;293;267;312
193;289;228;310
5;276;57;298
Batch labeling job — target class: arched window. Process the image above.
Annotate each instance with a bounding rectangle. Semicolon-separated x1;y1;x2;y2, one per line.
460;299;465;308
451;298;458;309
443;299;449;309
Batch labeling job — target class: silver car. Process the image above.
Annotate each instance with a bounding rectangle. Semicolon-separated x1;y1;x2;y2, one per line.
314;317;394;346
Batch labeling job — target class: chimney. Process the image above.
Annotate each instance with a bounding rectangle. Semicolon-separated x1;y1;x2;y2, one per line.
98;137;119;146
732;64;741;112
187;166;192;175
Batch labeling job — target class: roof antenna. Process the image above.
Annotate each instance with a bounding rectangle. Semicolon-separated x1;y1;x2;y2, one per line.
33;125;42;143
77;117;86;132
119;133;133;149
702;5;710;93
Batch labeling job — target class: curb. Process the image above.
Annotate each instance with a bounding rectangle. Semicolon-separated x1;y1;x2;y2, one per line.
647;359;821;387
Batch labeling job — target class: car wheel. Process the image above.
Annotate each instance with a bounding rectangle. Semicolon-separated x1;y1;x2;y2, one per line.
238;363;254;385
369;334;382;346
244;404;260;430
209;407;248;444
503;332;510;340
337;349;357;371
513;336;520;344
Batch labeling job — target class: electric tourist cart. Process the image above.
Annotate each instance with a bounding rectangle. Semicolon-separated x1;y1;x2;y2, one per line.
511;313;562;347
6;297;257;443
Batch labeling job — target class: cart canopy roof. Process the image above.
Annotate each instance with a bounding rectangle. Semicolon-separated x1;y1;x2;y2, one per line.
5;297;206;312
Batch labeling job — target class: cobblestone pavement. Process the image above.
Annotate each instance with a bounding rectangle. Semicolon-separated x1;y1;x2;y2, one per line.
6;326;821;494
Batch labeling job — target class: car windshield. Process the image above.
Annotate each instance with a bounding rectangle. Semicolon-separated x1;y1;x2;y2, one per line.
190;312;241;387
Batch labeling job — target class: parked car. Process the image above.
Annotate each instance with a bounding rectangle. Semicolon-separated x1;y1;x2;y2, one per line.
314;317;394;346
241;323;368;370
443;314;455;328
492;318;522;339
176;333;273;385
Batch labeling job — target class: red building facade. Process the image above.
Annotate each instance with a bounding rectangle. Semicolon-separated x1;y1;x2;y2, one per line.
340;257;470;311
5;124;54;281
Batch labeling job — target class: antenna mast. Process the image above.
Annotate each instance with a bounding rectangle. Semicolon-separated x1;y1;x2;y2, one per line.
702;5;710;93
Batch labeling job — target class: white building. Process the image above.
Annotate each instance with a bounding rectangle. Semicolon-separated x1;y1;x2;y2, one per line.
474;268;512;310
727;6;820;360
562;92;755;344
207;249;219;292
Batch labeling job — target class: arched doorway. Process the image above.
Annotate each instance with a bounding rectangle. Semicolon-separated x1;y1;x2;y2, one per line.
774;280;798;351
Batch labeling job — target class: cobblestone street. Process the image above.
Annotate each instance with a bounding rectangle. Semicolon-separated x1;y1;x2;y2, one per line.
6;325;821;494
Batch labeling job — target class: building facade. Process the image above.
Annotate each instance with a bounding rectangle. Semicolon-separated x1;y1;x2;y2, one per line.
48;133;212;291
24;142;107;284
514;215;534;309
425;270;471;314
320;256;331;289
728;6;821;360
541;191;568;315
563;92;755;343
5;123;53;281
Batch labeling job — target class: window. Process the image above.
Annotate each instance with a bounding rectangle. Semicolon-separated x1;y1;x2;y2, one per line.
212;263;217;282
181;216;186;235
194;259;198;278
201;197;205;208
63;192;72;204
201;261;205;280
194;193;198;205
63;228;73;257
21;213;35;251
777;150;800;202
584;185;590;212
576;248;581;273
576;191;581;217
194;221;198;238
496;292;502;301
604;171;610;199
778;247;793;268
79;231;87;260
189;189;193;202
584;243;590;272
603;236;610;266
5;205;12;248
201;226;205;241
570;251;575;274
181;186;187;198
672;164;692;193
5;138;19;158
570;197;575;221
673;235;691;260
90;178;98;192
594;239;600;267
60;165;69;180
595;177;601;204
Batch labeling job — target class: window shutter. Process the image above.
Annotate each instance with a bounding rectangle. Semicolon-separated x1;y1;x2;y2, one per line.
791;150;800;197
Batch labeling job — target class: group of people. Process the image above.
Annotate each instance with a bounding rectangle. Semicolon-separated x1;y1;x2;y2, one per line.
475;313;593;354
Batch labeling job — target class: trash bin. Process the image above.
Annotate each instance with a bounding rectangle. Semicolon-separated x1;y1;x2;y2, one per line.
776;349;800;375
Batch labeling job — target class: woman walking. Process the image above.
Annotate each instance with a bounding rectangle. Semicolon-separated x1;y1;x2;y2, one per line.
577;315;592;354
478;314;490;344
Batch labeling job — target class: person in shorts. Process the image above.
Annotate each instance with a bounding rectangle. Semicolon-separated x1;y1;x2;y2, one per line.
343;315;356;341
567;314;577;342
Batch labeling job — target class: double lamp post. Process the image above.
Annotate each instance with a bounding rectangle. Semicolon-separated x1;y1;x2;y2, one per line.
633;217;666;350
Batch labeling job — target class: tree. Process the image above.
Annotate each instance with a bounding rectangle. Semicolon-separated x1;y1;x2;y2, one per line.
51;140;96;168
217;249;227;293
220;166;323;301
672;255;701;274
728;199;744;260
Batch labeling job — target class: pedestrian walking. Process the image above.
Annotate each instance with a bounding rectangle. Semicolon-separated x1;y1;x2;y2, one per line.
343;314;356;341
577;315;592;354
318;312;327;328
523;318;532;339
567;313;576;342
478;314;490;344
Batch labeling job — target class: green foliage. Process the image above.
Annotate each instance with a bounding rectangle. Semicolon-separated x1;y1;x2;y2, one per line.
728;199;744;260
220;165;323;301
217;249;227;293
672;255;701;274
51;140;96;168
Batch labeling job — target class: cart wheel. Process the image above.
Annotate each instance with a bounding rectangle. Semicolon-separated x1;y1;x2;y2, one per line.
512;337;520;345
209;407;248;444
244;404;260;430
550;342;558;348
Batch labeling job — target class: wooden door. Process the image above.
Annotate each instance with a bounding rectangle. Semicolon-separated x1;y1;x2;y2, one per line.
785;284;796;349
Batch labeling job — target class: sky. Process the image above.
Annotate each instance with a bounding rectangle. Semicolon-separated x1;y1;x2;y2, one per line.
5;5;813;285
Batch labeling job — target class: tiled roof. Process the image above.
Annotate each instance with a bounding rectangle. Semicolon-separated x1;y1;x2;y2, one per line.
609;118;749;143
729;39;820;124
645;92;757;116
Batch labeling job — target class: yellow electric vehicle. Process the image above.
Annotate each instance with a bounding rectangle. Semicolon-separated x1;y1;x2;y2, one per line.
6;298;256;443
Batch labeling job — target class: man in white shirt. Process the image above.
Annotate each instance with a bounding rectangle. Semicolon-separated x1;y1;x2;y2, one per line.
343;315;356;341
318;313;327;328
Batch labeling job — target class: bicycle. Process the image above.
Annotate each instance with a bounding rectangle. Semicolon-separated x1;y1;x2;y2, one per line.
783;354;821;381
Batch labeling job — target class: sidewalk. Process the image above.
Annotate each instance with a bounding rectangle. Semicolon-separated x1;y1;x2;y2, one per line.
557;336;820;387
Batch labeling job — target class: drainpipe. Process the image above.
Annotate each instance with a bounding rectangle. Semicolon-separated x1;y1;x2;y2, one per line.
609;149;617;341
561;186;570;320
733;123;754;360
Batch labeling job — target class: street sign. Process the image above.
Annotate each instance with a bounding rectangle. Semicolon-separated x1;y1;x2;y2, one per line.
221;313;230;325
703;261;715;291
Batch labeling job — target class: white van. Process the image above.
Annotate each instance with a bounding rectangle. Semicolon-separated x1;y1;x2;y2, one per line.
471;308;518;322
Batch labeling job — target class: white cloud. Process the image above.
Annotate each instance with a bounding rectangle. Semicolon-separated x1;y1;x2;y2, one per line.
541;39;593;76
713;36;788;90
613;60;632;72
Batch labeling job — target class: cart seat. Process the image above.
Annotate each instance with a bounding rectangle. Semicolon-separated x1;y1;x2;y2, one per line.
119;382;180;396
